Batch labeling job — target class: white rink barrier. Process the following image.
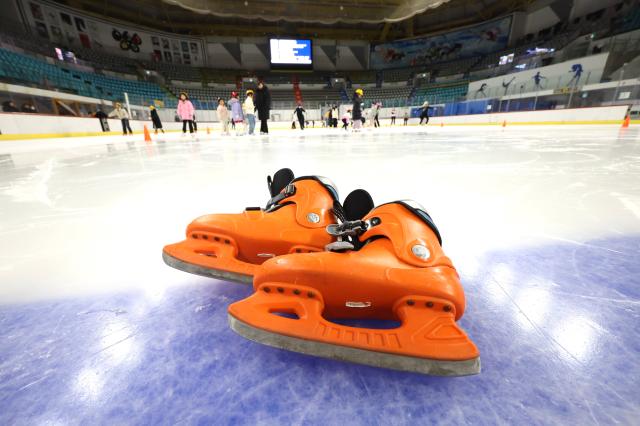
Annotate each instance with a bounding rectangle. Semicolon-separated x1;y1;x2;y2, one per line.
0;105;631;139
0;113;187;137
431;105;629;125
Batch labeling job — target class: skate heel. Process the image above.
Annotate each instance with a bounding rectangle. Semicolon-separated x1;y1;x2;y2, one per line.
163;237;255;284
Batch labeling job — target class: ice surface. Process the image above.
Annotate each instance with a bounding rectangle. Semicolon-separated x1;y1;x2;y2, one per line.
0;125;639;424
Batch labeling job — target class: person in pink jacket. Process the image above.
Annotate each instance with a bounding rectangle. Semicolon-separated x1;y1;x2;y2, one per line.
176;92;195;135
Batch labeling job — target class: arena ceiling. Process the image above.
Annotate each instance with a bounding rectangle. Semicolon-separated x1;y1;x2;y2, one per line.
52;0;533;40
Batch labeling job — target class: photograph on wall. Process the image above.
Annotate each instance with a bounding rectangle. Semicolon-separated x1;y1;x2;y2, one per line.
163;51;172;62
74;17;86;33
370;16;512;69
172;40;180;51
50;25;62;40
44;7;59;25
152;49;162;61
173;52;182;63
152;36;159;46
60;12;72;26
161;38;169;49
29;2;44;20
190;42;198;54
79;33;91;49
181;41;189;52
64;30;75;44
35;21;49;39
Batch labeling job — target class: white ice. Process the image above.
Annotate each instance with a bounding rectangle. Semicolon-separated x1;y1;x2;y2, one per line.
1;125;639;303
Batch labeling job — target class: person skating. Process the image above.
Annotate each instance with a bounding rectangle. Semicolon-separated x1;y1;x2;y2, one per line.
244;90;256;135
2;100;19;112
149;105;164;134
403;110;409;126
228;91;244;136
95;108;109;132
217;98;230;135
21;102;37;113
342;109;351;130
108;102;133;135
294;103;306;130
192;114;198;133
176;92;195;136
331;105;339;128
254;82;271;134
365;106;375;129
352;89;364;132
390;108;396;125
419;101;431;125
374;103;381;128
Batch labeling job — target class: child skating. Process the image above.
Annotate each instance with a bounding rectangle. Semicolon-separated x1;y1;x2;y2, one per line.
342;109;351;130
176;92;195;137
228;91;244;136
243;90;256;135
217;98;230;135
149;105;164;134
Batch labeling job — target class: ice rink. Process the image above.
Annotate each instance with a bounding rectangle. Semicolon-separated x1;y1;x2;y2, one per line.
1;124;639;424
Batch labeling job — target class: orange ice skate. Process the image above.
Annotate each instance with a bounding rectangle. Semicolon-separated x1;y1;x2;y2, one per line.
163;169;372;284
228;200;480;376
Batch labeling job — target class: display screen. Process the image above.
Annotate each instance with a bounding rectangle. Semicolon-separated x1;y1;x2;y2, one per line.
269;39;312;68
498;53;514;65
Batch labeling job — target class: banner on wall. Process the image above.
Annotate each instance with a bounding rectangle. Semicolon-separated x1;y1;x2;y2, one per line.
370;16;512;70
19;0;206;66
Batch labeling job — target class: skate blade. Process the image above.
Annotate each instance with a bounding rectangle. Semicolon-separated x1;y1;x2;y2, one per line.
228;285;480;376
162;250;253;285
229;314;480;376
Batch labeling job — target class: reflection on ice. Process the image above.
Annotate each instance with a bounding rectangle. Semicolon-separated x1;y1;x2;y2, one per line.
552;316;597;363
74;368;104;402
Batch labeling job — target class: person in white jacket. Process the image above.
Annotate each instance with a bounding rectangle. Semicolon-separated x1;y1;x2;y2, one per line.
216;98;230;135
108;102;132;135
243;90;256;135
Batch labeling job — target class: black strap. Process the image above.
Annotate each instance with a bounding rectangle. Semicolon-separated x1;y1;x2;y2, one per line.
267;175;273;196
265;183;296;211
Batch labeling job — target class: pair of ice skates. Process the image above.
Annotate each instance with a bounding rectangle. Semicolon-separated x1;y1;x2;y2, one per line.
163;169;480;376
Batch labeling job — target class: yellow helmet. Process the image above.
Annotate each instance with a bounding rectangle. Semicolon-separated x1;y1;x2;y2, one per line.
355;89;364;96
246;90;254;96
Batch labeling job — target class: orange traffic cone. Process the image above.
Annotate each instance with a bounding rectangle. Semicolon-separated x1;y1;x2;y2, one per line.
143;125;152;142
622;115;630;128
502;120;507;128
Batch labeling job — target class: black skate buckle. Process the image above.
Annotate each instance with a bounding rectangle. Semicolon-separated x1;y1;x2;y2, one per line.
266;184;296;211
326;220;368;237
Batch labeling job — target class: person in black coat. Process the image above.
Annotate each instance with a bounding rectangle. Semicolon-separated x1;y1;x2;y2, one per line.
419;101;431;125
95;109;109;132
352;89;364;131
254;82;271;134
294;103;306;130
150;105;164;134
